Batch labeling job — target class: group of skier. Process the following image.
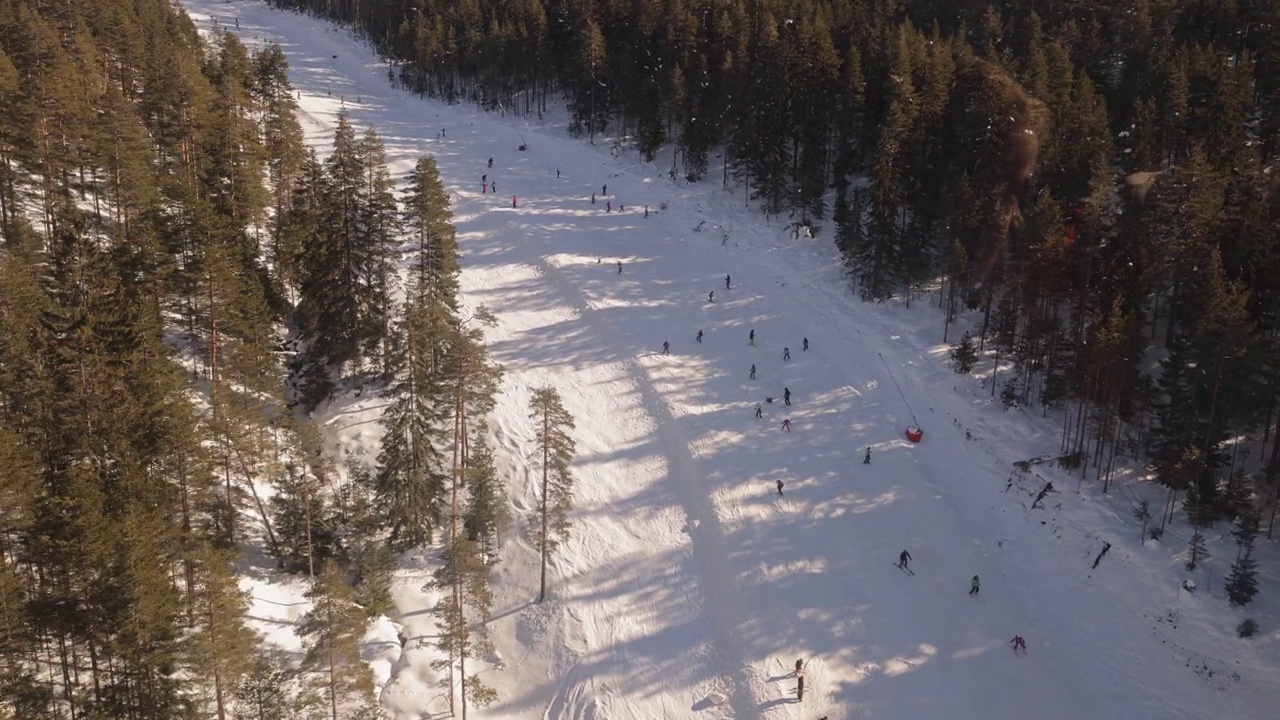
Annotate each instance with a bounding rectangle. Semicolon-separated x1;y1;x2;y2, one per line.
895;551;1018;646
897;551;984;595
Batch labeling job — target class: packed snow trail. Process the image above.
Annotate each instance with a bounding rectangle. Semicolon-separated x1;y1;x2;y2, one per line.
187;3;1266;720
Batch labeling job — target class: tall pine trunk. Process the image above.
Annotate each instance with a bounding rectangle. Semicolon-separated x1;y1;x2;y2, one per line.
539;405;549;603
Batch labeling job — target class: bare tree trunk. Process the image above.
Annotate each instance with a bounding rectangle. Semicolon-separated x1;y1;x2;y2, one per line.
1102;406;1121;494
327;641;338;720
460;629;468;720
539;406;550;603
451;392;462;542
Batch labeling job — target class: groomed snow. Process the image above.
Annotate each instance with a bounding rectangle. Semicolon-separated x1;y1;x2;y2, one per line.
186;2;1279;718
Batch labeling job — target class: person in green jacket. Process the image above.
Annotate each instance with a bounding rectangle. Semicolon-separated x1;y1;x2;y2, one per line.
969;575;981;595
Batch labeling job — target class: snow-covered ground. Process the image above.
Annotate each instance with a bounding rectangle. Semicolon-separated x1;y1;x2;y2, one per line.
187;2;1279;718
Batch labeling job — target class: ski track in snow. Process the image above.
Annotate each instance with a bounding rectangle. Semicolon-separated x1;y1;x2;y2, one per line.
187;2;1279;720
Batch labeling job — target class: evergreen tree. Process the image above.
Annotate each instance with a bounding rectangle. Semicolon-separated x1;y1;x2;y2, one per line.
1224;552;1259;607
440;315;502;543
0;426;44;714
951;332;979;374
271;456;339;576
233;659;292;720
529;386;576;602
429;536;497;718
251;43;307;303
356;127;400;371
294;112;384;403
185;547;261;720
463;429;508;557
297;562;376;720
374;293;452;550
401;157;459;308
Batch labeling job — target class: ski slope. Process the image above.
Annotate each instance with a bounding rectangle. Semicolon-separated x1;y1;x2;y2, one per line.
187;2;1279;719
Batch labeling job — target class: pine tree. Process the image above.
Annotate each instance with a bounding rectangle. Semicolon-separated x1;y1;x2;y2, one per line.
185;547;261;720
858;28;917;298
297;562;376;720
570;19;609;139
1224;551;1259;606
335;463;394;618
951;332;979;374
429;536;498;719
294;112;384;403
232;658;292;720
0;425;44;713
791;15;839;219
440;316;502;543
529;387;576;602
356;127;400;371
251;43;307;303
374;294;451;550
463;429;508;557
401;156;458;309
271;453;339;576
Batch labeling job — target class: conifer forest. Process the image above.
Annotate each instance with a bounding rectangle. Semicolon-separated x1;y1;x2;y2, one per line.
1;0;1279;717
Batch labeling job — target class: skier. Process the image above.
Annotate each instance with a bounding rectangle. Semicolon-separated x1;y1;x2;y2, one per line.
512;196;517;208
708;291;715;302
619;203;624;212
556;167;561;178
803;337;809;351
754;403;763;419
899;550;911;570
602;183;607;195
749;364;756;380
607;200;612;213
783;347;791;361
776;479;784;496
796;675;805;701
592;193;596;204
863;446;871;464
488;157;493;168
783;387;791;406
725;274;731;289
617;261;623;274
781;418;791;432
970;575;981;595
644;205;649;218
749;329;755;345
482;182;487;193
482;174;487;183
492;181;497;193
662;341;670;355
794;659;804;675
696;330;703;343
1010;635;1026;652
